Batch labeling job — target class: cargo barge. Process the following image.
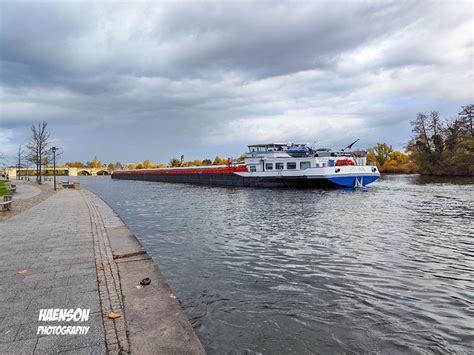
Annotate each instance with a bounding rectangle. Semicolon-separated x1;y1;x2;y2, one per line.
112;143;380;188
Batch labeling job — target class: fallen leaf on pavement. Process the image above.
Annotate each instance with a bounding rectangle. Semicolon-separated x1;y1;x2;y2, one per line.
108;312;121;320
17;270;28;275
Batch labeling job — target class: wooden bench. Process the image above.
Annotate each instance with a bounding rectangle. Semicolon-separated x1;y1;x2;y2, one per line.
61;181;80;189
5;182;16;193
0;195;12;212
62;181;74;188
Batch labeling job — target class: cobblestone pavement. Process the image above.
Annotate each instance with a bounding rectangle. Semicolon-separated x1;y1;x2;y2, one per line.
83;191;129;353
0;189;126;354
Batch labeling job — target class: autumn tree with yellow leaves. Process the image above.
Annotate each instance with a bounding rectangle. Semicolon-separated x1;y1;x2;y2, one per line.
367;144;417;174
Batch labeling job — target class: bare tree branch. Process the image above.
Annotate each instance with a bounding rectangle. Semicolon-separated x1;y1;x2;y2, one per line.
16;145;26;179
26;121;51;184
459;104;474;136
411;112;431;151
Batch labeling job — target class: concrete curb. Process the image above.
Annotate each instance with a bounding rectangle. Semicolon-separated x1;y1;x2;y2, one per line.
82;189;205;354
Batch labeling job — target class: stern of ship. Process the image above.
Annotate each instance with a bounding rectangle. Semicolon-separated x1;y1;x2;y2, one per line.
306;165;380;188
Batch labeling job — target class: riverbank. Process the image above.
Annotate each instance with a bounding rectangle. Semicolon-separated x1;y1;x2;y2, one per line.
0;185;204;353
84;189;205;354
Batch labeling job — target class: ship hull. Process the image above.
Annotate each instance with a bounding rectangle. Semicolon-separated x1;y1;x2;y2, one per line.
112;171;379;188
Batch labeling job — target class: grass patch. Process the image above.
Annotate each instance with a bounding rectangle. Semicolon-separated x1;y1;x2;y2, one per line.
0;180;10;197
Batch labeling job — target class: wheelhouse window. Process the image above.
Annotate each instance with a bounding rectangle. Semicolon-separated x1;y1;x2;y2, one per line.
265;163;273;170
249;165;257;172
287;162;297;170
300;161;311;170
275;162;284;170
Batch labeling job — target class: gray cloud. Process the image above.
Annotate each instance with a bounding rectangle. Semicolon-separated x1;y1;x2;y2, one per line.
0;0;472;164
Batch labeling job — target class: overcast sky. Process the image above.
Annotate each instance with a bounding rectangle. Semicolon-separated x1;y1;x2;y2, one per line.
0;1;473;164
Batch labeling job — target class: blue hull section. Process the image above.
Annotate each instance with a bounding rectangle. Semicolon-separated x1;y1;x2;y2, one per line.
328;175;379;187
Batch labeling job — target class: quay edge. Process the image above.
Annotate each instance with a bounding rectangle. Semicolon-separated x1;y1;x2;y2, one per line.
84;189;205;354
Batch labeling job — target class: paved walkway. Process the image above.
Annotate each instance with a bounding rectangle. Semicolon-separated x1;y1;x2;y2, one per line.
12;183;41;200
0;187;204;354
0;189;108;354
0;181;55;221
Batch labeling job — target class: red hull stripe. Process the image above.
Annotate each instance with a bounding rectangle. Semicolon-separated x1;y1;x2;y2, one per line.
113;166;248;175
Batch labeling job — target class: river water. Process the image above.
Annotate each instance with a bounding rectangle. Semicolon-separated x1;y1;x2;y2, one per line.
77;174;474;354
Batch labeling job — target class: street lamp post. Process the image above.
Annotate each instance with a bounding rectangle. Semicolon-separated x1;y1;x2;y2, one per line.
51;146;58;191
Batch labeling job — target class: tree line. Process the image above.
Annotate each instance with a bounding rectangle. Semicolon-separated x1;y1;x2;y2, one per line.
64;155;242;171
367;104;473;176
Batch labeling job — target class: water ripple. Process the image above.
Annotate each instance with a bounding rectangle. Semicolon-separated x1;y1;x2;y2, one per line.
79;174;474;354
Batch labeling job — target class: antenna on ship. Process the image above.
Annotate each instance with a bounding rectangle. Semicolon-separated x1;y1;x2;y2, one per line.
342;138;360;151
